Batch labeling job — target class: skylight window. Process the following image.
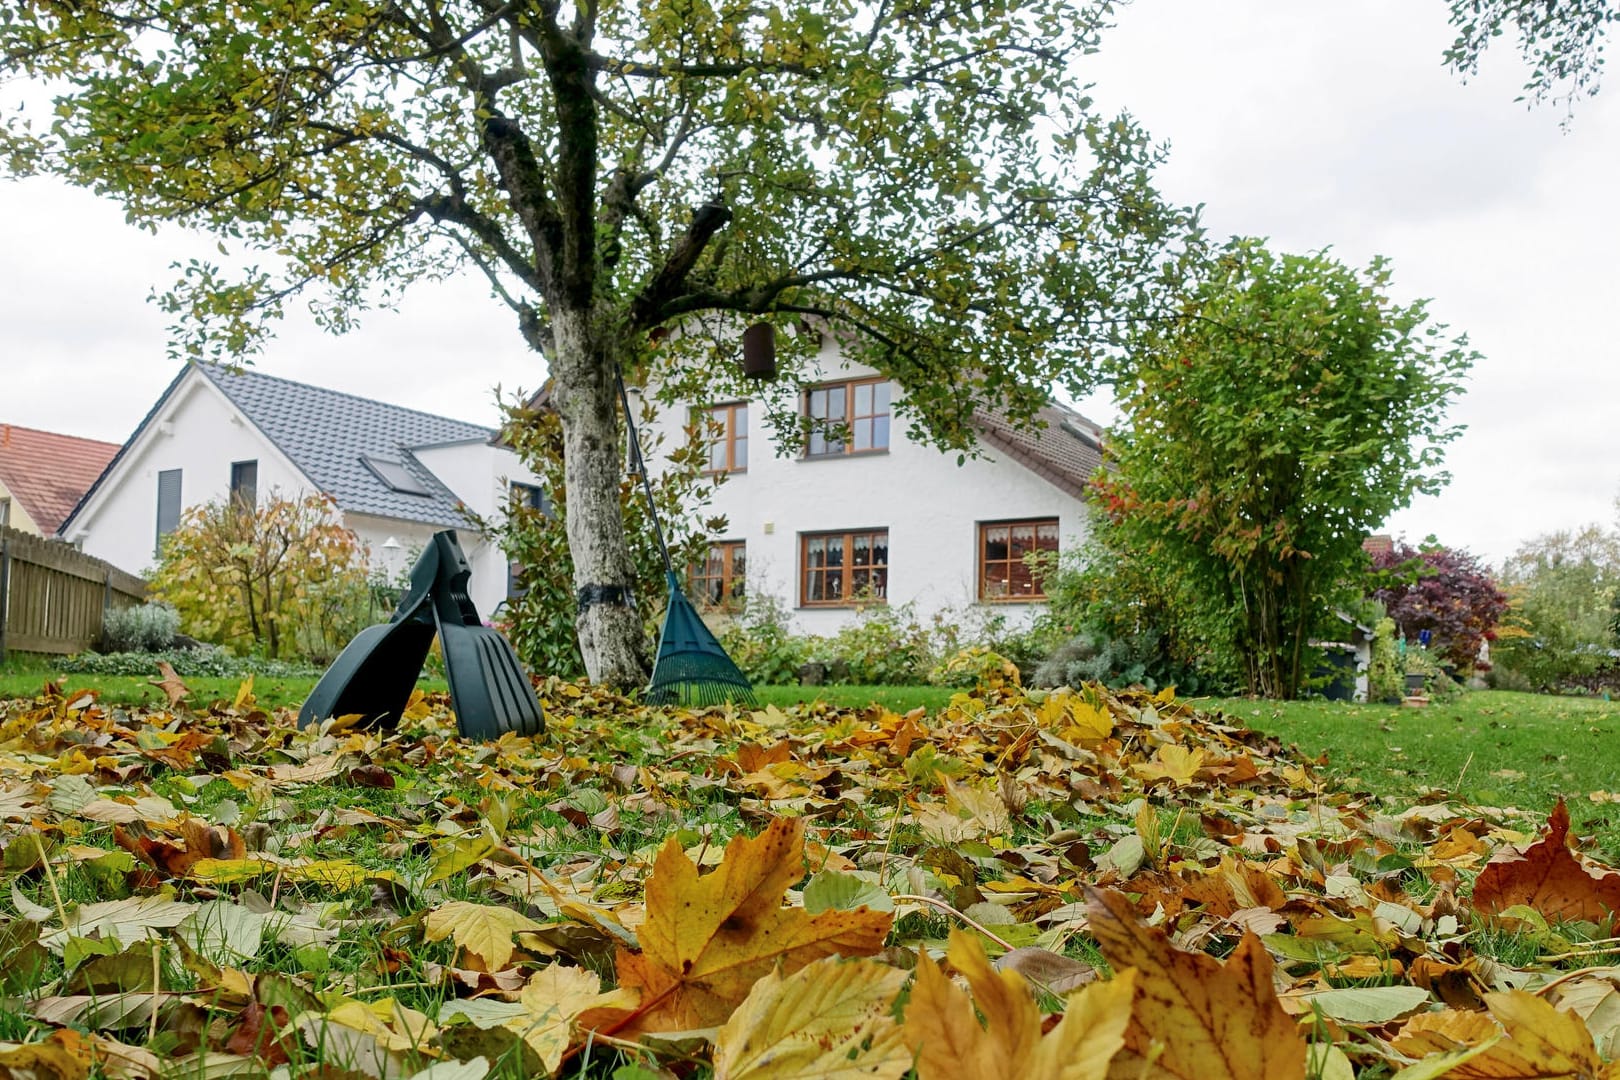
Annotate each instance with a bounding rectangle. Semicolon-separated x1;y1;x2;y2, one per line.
360;454;431;496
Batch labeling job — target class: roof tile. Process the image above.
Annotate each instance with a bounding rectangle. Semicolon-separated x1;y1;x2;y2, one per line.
0;424;121;535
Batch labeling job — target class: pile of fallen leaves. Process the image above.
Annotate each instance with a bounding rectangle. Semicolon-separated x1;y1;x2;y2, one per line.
4;662;1620;1079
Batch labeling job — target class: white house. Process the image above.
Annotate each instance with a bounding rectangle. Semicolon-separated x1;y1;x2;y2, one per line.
59;363;542;616
641;335;1103;634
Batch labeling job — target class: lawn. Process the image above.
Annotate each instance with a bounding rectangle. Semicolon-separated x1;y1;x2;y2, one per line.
1201;690;1620;858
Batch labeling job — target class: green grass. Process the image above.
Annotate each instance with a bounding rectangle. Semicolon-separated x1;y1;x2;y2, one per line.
1200;690;1620;858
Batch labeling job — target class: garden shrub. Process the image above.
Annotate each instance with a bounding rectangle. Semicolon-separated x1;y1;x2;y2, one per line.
822;602;934;685
151;492;372;662
1367;618;1403;703
60;646;321;678
101;602;180;653
718;592;809;686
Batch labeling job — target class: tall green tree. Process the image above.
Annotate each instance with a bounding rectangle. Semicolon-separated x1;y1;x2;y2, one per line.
1495;521;1620;688
1444;0;1618;109
1094;240;1475;699
1;1;1192;685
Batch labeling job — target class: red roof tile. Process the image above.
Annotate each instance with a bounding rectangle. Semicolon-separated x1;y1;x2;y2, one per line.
0;423;121;536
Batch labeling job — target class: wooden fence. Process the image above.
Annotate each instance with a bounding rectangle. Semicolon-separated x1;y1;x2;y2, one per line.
0;526;146;658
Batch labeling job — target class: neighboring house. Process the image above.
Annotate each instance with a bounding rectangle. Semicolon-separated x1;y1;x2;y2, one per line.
641;335;1103;633
60;364;542;616
0;423;120;538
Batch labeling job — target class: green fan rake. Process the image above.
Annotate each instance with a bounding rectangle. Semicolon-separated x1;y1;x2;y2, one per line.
616;370;755;708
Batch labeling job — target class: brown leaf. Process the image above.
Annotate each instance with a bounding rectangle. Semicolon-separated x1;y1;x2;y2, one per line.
1393;991;1605;1078
148;662;190;708
614;817;891;1033
900;929;1134;1080
1085;887;1307;1080
994;947;1098;995
222;1000;293;1065
346;764;395;789
1472;799;1620;931
114;818;246;879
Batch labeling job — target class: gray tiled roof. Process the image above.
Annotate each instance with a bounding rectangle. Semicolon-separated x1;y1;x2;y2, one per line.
200;365;495;528
972;400;1105;500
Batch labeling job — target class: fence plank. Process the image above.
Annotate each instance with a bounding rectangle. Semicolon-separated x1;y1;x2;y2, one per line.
0;525;147;659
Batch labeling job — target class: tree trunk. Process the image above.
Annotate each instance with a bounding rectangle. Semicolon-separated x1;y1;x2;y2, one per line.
549;306;652;687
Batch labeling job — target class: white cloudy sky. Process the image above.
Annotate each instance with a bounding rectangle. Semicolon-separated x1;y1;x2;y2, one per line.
2;1;1615;565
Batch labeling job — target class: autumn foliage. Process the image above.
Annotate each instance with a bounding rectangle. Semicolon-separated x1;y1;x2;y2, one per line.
6;672;1620;1077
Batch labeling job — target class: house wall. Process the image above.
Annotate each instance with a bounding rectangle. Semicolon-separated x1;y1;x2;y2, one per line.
0;476;42;537
411;442;544;520
641;340;1092;635
66;372;311;577
343;512;512;619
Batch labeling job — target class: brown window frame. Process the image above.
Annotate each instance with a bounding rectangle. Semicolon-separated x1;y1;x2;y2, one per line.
978;518;1059;603
691;540;747;611
800;529;889;607
803;377;891;458
695;402;749;475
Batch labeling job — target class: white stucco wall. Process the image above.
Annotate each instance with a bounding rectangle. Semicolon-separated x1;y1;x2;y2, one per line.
642;340;1092;635
411;440;544;521
345;513;512;620
66;372;311;577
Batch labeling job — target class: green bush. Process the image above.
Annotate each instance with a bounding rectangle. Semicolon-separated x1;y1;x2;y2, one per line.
101;602;180;653
820;603;934;685
718;592;809;686
59;647;321;678
1367;618;1402;703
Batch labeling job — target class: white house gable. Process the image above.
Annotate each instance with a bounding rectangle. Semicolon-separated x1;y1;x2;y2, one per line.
642;338;1098;633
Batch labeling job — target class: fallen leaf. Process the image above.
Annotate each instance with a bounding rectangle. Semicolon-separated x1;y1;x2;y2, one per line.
712;956;910;1080
1085;887;1307;1079
423;901;545;972
615;817;892;1033
148;662;190;708
900;928;1134;1080
1472;799;1620;931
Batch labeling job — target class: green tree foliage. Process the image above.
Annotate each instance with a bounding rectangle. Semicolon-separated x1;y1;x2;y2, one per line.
151;492;373;661
1444;0;1618;109
484;397;724;679
1094;240;1475;699
1494;522;1620;689
0;1;1193;686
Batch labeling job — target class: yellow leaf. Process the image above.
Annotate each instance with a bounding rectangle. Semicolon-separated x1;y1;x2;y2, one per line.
901;929;1132;1080
1085;887;1306;1080
423;901;544;972
712;957;910;1080
616;817;891;1033
1131;744;1207;787
1393;990;1603;1078
232;675;255;711
502;965;640;1076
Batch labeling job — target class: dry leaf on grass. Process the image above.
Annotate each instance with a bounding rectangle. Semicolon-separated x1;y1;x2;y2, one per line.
1471;799;1620;932
901;928;1135;1080
712;956;909;1080
423;900;544;972
1392;990;1620;1079
1085;886;1307;1080
615;817;891;1033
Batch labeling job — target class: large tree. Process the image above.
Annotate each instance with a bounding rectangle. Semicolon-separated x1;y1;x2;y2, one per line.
1093;239;1475;699
1;1;1190;685
1444;0;1618;109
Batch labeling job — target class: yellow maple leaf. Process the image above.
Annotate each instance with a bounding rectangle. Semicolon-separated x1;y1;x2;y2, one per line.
502;965;640;1076
1393;990;1610;1078
423;900;544;972
900;928;1133;1080
1131;744;1207;787
712;956;910;1080
615;817;892;1033
1085;887;1306;1080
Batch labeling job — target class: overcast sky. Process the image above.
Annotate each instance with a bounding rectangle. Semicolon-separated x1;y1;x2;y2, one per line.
2;1;1615;566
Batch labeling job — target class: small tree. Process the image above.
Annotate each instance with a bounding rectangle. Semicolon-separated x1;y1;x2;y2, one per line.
1494;523;1620;689
152;492;371;661
1368;539;1508;673
1095;239;1475;699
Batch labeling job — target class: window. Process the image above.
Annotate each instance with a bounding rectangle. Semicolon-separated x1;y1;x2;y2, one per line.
360;454;430;496
511;481;550;515
692;541;746;611
0;496;9;528
696;403;748;474
155;469;182;554
979;519;1059;602
230;460;257;510
804;378;890;457
802;529;888;606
